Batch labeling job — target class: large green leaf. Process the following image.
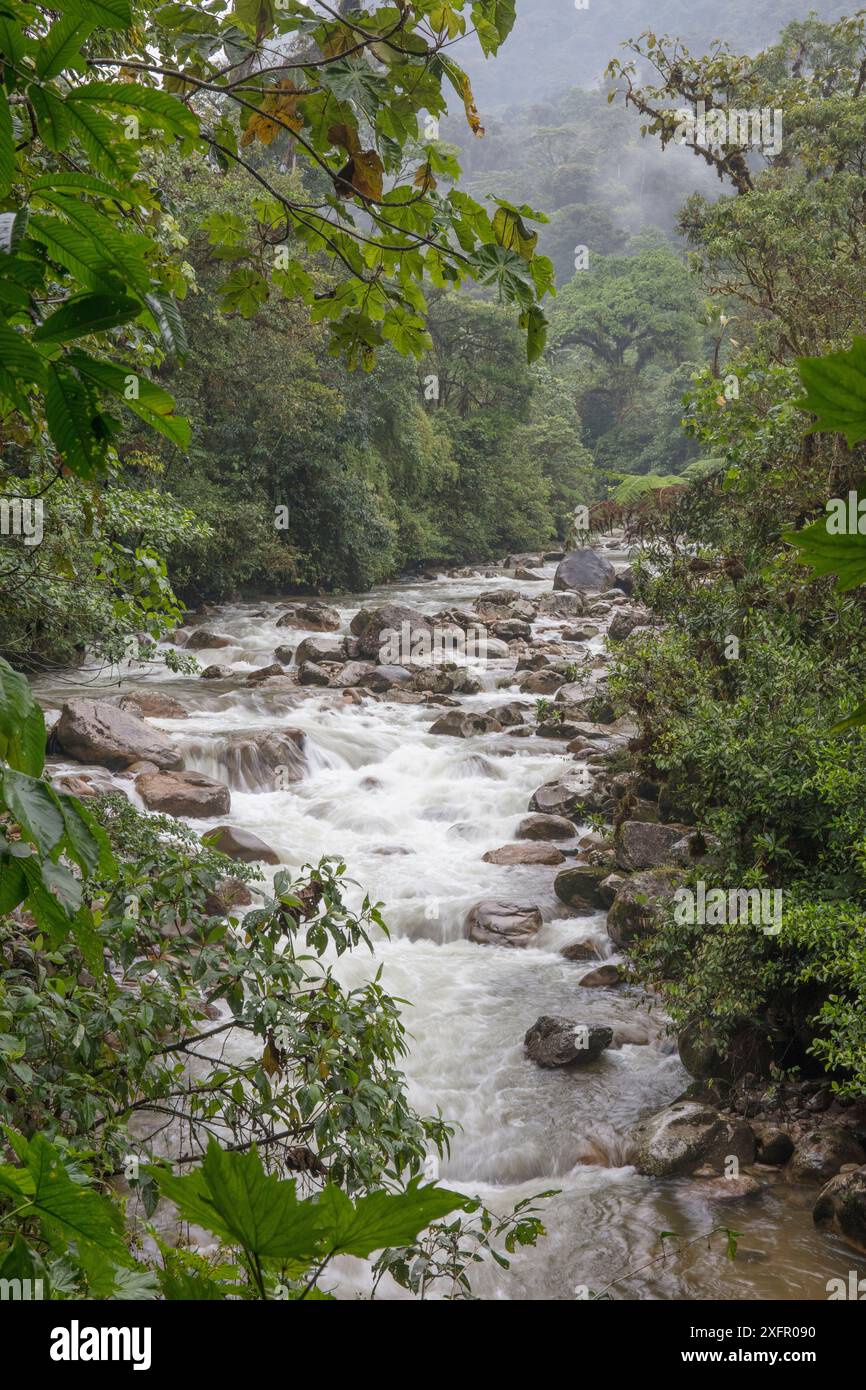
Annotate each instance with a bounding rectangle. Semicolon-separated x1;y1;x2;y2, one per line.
35;12;97;80
2;1130;130;1262
27;85;72;151
33;290;142;343
1;769;65;855
152;1141;326;1263
70;82;200;139
0;657;45;776
69;351;191;446
44;360;111;476
784;518;866;592
795;337;866;447
315;1179;470;1258
0;89;13;197
50;0;132;31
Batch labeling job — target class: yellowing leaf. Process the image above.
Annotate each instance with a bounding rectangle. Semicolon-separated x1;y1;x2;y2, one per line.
240;79;304;147
335;150;384;202
459;72;484;138
328;123;361;155
414;162;437;192
322;25;356;60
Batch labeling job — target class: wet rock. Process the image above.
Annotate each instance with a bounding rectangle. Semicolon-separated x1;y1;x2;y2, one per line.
554;864;610;912
222;729;306;788
430;710;503;738
273;644;295;665
136;770;230;818
538;592;586;619
200;665;233;680
204;825;280;864
579;964;622;988
612;566;635;596
492;618;532;642
813;1166;866;1252
528;771;598;818
553;549;616;593
466;901;542;947
350;604;432;660
365;664;414;692
489;701;530;727
118;692;188;720
521;669;565;695
482;843;566;866
245;663;285;685
786;1126;865;1184
477;588;521;608
185;629;234;651
669;830;723;868
514;566;546;581
125;761;159;775
630;1101;756;1177
276;601;341;632
524;1015;613;1069
517;813;576;842
615;820;691;871
298;661;332;686
607;609;648;641
560;940;599;962
606;868;684;948
295;634;347;666
203;877;252;917
693;1174;764;1201
754;1127;795;1166
53;772;115;799
329;659;377;687
55;699;184;772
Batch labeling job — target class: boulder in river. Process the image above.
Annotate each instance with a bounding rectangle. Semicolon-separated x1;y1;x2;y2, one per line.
482;843;566;866
553;549;615;594
136;770;230;817
273;644;295;665
614;820;691;871
56;698;183;771
520;668;565;695
606;868;684;948
185;629;234;651
298;661;332;686
491;618;532;642
204;825;280;865
118;692;188;719
578;964;622;988
222;729;307;789
430;710;503;738
528;770;601;817
295;634;347;665
276;601;341;632
607;608;649;641
350;604;432;661
630;1101;756;1177
537;591;586;619
466;901;542;947
245;663;285;685
366;664;414;693
517;813;576;841
554;864;610;912
786;1127;866;1184
813;1165;866;1252
524;1016;613;1069
200;664;233;680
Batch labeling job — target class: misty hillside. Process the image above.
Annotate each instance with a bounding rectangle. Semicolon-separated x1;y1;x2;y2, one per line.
461;0;851;105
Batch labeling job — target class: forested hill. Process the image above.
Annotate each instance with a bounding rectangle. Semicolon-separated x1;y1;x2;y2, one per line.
460;0;850;103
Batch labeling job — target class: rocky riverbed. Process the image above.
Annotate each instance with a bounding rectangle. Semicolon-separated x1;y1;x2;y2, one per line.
36;535;866;1298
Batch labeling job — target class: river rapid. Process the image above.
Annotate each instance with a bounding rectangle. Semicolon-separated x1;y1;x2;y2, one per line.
37;546;866;1301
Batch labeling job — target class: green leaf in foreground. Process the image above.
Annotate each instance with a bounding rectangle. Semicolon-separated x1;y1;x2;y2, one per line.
795;336;866;446
784;517;866;592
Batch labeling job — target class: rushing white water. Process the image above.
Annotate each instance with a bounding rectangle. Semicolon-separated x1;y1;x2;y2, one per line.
39;553;866;1300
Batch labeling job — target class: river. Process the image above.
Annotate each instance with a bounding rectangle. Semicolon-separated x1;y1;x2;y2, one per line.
38;544;866;1300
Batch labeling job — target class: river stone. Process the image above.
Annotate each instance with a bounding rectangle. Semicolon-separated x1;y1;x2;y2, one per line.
245;663;285;685
118;692;188;719
482;843;565;866
524;1016;613;1069
521;669;566;695
607;608;648;641
579;964;622;988
553;549;615;593
430;710;503;738
276;601;341;632
489;702;530;728
298;661;332;686
813;1166;866;1252
330;660;377;687
478;588;520;607
612;566;636;596
631;1101;756;1177
350;604;432;660
560;940;598;962
295;634;347;665
528;770;604;817
223;729;307;788
786;1126;866;1184
554;865;609;911
677;1019;775;1084
517;813;576;842
615;820;691;871
273;644;295;664
185;629;234;650
136;770;230;817
514;566;546;581
200;664;233;680
205;825;280;865
492;618;532;642
365;664;414;692
754;1126;795;1166
466;901;542;947
538;592;586;618
600;873;626;906
606;868;684;948
55;699;184;771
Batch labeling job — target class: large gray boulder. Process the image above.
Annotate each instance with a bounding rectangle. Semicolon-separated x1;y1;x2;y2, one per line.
185;629;234;650
276;601;341;632
205;825;280;865
430;710;502;738
813;1166;866;1252
350;604;432;661
606;868;684;947
630;1101;756;1177
466;901;542;947
117;692;188;720
516;813;576;842
554;864;610;911
136;770;230;817
615;820;690;871
538;592;586;618
483;843;565;866
787;1127;865;1184
553;549;616;593
524;1016;613;1069
294;634;347;666
529;770;608;817
55;699;183;771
